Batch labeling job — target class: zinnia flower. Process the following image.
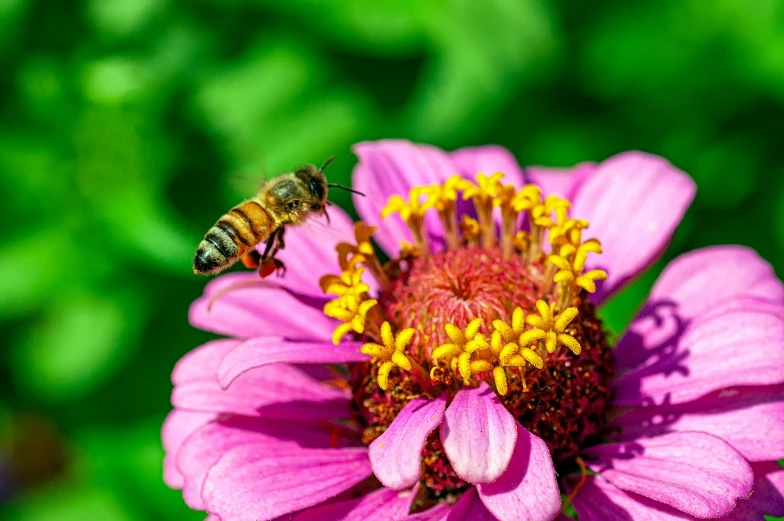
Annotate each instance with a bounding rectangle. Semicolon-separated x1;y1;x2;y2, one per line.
163;140;784;521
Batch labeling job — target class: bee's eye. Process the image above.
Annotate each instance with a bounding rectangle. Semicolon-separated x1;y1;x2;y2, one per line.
310;203;321;211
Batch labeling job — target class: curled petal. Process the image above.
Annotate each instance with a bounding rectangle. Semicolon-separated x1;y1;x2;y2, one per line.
440;382;517;484
369;395;446;490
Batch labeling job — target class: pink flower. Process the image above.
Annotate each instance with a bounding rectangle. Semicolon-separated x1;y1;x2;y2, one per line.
163;141;784;521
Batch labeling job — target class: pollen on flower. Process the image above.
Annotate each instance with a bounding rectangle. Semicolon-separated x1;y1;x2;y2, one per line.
323;292;378;345
432;318;488;382
381;187;435;254
458;215;480;245
548;239;608;306
317;169;613;502
321;257;380;344
360;322;415;390
522;300;582;355
459;172;505;248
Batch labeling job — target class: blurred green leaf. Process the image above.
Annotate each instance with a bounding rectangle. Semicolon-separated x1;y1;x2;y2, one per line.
2;482;143;521
0;228;75;320
76;419;204;521
0;0;29;52
193;37;325;147
16;56;67;121
87;0;164;39
82;57;157;104
407;0;557;143
241;0;425;54
11;289;146;403
230;87;374;188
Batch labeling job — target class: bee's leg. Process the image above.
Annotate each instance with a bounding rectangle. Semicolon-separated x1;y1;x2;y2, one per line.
323;204;331;225
258;229;287;278
258;257;286;278
241;249;261;269
272;257;286;276
260;233;276;261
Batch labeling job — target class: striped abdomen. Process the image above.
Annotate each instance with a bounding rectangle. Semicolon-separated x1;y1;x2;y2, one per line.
193;199;275;274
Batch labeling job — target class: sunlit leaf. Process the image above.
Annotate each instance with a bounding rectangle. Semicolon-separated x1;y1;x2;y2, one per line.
86;0;163;39
1;482;143;521
11;289;146;403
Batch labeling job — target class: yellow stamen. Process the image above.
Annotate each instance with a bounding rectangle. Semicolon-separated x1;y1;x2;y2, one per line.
512;230;531;254
459;215;481;245
548;239;608;306
493;366;508;396
334;221;391;291
361;321;415;390
549;217;590;250
461;173;504;248
434;310;556;395
523;300;582;355
512;184;542;260
319;265;371;296
324;293;379;345
424;176;464;249
492;307;526;343
432;318;485;363
433;318;491;383
492;183;519;259
382;187;434;255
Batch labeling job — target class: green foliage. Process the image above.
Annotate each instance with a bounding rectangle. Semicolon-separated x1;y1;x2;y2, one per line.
0;0;783;518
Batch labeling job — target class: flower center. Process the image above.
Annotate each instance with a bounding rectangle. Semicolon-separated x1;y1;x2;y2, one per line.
320;173;613;502
382;246;538;358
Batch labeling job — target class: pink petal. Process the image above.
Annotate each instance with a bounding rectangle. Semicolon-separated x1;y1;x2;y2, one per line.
217;338;369;388
202;445;371;521
172;339;241;386
162;410;216;489
571;151;696;305
613;304;784;406
172;363;350;420
402;504;452;521
271;205;379;297
450;145;526;188
440;382;517;484
177;416;341;510
476;425;560;521
525;161;596;200
573;475;693;521
611;385;784;462
615;245;784;372
370;394;446;490
583;432;753;518
444;487;495;521
189;273;335;340
722;461;784;520
351;140;460;256
292;486;418;521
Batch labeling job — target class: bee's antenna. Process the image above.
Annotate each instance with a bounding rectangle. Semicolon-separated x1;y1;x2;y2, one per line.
320;157;335;172
328;184;366;197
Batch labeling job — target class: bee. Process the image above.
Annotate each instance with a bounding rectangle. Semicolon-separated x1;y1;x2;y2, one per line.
193;158;362;277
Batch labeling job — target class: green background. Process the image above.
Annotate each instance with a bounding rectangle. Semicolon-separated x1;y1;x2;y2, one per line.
1;0;783;519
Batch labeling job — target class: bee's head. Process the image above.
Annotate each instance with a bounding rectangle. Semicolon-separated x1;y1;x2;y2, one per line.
293;163;329;212
289;158;364;222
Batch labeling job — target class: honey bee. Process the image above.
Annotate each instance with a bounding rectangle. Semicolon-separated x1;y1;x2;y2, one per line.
193;158;362;277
